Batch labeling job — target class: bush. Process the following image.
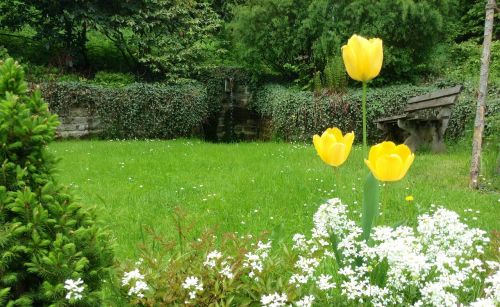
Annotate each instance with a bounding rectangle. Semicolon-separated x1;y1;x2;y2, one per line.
0;58;114;305
253;84;435;142
91;71;135;88
0;46;9;60
443;40;500;86
40;81;209;139
254;83;500;143
230;0;458;84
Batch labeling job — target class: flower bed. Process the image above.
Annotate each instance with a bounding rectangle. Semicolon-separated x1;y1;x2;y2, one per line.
111;198;499;306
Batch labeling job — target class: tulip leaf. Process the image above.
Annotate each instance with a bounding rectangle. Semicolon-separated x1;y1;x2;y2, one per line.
362;172;380;242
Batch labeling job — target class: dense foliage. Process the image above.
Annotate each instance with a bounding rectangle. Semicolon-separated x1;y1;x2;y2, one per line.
454;0;500;43
0;0;494;86
41;81;209;139
95;0;222;81
254;83;500;143
230;0;461;83
0;59;113;305
0;0;95;66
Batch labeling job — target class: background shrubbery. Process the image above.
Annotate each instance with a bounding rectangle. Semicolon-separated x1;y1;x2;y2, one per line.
41;81;209;139
254;83;500;143
36;77;500;144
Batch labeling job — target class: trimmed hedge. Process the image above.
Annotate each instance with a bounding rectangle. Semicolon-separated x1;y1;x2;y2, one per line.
253;83;500;143
40;81;208;139
38;79;499;143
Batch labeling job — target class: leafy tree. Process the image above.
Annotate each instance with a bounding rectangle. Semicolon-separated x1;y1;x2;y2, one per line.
454;0;500;43
0;0;95;67
229;0;333;82
230;0;461;83
210;0;249;21
0;58;114;305
95;0;222;81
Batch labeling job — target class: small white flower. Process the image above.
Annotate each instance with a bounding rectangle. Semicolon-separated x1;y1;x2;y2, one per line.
317;274;336;290
182;276;203;301
203;250;223;268
64;278;84;301
122;268;148;298
296;295;315;307
219;265;234;279
129;280;149;298
261;292;288;307
122;269;144;286
469;298;496;307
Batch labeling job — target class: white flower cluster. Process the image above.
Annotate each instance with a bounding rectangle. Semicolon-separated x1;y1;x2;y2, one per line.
289;198;498;307
203;250;222;268
243;240;272;280
470;261;500;306
203;250;234;279
260;292;288;307
64;278;84;301
295;295;315;307
182;276;203;301
122;268;149;298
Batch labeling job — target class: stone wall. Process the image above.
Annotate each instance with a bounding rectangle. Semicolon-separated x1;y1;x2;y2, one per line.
55;106;100;138
51;79;265;141
214;81;268;142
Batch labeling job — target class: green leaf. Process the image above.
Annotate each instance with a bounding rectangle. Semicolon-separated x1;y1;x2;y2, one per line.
362;172;380;242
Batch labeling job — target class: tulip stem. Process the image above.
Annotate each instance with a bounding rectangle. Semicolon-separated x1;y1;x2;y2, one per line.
362;81;368;157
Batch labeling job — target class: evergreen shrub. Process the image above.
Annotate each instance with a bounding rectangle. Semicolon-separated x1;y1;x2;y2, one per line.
0;58;114;305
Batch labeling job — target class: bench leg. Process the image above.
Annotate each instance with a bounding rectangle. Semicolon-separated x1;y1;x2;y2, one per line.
431;122;446;153
398;119;422;152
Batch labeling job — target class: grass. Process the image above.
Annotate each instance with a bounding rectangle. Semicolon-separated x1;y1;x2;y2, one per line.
48;140;500;261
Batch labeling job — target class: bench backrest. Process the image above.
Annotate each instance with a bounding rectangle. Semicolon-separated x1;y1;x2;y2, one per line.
404;85;463;113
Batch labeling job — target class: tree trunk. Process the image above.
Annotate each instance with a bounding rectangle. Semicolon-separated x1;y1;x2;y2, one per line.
469;0;496;189
79;20;89;69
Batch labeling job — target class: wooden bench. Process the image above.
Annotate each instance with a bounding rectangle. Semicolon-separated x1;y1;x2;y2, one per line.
375;85;463;153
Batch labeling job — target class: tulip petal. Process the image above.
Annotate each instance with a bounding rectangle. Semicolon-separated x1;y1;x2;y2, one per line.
352;35;371;82
343;132;355;157
375;153;404;181
342;44;362;82
400;153;415;179
368;143;383;164
313;134;322;155
364;159;380;179
313;134;328;164
331;127;344;142
326;142;347;167
394;144;412;161
322;133;336;148
368;38;383;80
368;141;396;166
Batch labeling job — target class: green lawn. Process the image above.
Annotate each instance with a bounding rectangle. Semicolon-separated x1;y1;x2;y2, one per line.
48;140;500;260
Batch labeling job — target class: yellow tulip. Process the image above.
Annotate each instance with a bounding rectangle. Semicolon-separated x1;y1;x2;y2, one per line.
364;141;414;182
313;128;354;167
342;34;383;82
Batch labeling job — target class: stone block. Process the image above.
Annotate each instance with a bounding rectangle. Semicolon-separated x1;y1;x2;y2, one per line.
58;130;89;138
68;107;89;117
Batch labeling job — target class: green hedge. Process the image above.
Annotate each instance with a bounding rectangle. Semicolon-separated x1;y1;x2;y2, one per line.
254;83;500;143
40;81;208;139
